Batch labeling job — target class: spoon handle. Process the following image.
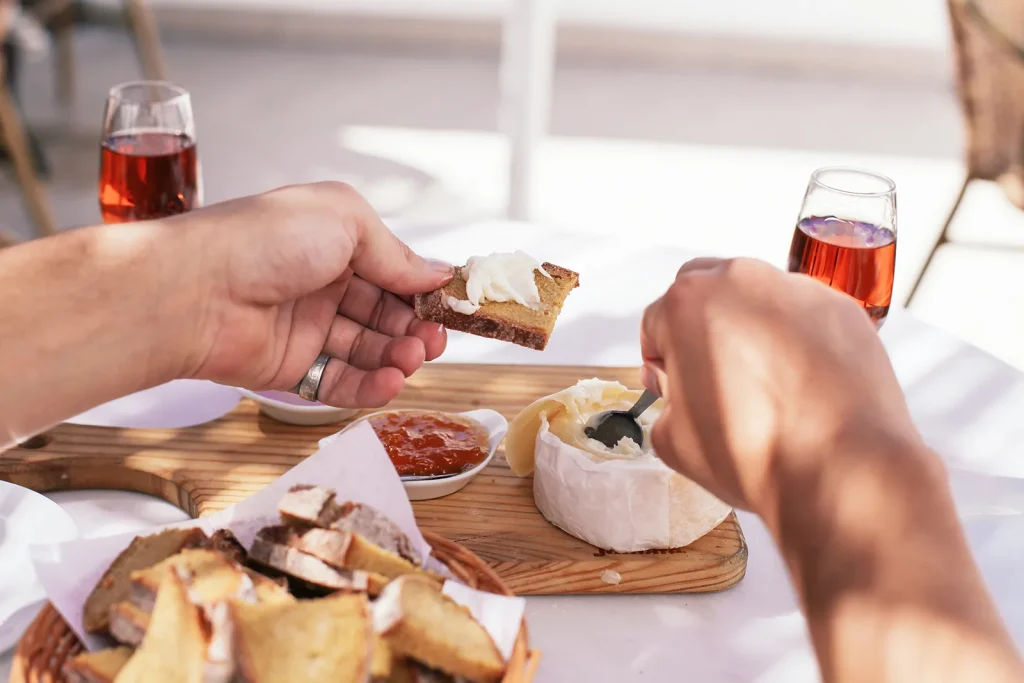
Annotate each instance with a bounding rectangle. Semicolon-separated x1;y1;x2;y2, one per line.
628;389;658;419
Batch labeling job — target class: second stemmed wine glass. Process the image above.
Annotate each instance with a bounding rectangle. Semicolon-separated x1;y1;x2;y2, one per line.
98;81;200;224
787;167;897;328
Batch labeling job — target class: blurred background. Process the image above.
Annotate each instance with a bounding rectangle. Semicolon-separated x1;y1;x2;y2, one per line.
2;0;1024;370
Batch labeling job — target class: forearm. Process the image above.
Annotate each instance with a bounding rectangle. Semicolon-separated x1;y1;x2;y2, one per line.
0;221;198;450
768;426;1022;683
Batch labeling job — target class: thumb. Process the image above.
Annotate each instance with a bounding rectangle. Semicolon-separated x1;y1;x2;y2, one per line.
349;207;455;295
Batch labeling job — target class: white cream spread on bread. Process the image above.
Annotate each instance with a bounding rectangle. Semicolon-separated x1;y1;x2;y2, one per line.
444;251;552;315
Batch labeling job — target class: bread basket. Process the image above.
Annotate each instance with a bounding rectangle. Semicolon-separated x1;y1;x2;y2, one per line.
9;531;540;683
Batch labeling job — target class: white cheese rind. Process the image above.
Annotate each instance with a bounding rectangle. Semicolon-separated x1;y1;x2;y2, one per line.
528;381;732;553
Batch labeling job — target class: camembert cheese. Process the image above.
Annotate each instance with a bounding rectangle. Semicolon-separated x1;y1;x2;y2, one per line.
505;379;731;552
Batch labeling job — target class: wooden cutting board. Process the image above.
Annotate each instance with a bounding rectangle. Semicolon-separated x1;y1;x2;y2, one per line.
0;364;746;595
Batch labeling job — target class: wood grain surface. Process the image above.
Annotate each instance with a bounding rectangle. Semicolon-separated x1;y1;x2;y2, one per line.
0;364;747;595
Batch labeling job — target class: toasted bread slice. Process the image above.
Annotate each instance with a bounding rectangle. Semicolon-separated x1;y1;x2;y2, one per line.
280;524;439;584
414;262;578;351
373;575;504;683
278;487;419;565
129;548;294;613
113;572;207;683
278;484;342;527
229;593;374;683
249;526;388;595
200;528;247;564
108;600;149;647
63;647;133;683
83;526;207;634
371;635;394;680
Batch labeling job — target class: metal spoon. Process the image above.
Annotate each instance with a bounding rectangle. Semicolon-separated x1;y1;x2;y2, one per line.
583;390;659;449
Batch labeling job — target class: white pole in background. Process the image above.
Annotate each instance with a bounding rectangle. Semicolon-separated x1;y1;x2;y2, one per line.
499;0;556;222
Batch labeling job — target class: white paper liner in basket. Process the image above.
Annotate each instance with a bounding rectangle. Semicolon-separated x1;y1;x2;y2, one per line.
29;421;525;662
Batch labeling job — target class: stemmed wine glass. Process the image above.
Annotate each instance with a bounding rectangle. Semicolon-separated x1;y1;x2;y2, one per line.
98;81;200;224
787;167;897;328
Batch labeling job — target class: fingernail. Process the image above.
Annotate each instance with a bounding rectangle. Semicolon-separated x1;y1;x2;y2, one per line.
641;365;662;397
426;258;454;274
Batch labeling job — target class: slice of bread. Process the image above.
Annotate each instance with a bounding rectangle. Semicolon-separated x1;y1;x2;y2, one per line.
229;593;374;683
108;600;149;647
200;528;247;565
278;487;419;565
83;526;207;634
113;572;208;683
278;484;342;527
371;635;394;680
414;262;579;351
249;526;388;595
63;647;133;683
280;524;438;584
373;575;504;683
129;548;293;613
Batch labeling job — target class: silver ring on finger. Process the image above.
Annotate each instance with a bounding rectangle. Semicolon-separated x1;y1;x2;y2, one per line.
297;353;331;403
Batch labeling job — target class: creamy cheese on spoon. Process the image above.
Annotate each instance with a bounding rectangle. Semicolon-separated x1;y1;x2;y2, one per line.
445;251;552;315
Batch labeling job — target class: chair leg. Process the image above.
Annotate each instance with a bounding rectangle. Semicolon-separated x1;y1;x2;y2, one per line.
123;0;167;81
0;85;58;237
904;175;971;307
54;5;75;113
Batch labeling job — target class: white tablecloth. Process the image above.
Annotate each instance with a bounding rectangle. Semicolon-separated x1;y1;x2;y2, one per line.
3;225;1024;682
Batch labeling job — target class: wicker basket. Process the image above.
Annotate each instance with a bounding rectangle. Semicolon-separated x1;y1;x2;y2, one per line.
9;530;540;683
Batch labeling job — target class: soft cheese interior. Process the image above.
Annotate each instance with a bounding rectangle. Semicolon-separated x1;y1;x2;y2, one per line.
444;251;552;315
505;379;732;553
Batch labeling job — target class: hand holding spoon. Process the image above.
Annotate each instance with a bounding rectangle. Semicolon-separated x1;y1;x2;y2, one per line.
583;390;658;449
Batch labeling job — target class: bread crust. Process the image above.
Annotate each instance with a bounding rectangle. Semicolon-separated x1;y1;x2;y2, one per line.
413;263;578;351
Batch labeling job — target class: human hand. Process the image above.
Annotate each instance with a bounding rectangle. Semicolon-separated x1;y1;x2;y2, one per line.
640;257;921;517
170;182;453;408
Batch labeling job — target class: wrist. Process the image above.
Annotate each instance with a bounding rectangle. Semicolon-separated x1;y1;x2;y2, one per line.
763;418;946;541
87;217;207;387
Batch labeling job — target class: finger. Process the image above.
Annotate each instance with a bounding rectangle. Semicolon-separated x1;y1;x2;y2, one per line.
640;294;669;366
323;315;427;377
327;183;455;295
675;257;727;280
640;363;668;398
317;361;406;409
339;277;448;360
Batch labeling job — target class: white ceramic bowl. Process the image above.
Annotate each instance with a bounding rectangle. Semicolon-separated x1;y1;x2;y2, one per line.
236;389;359;426
320;409;508;501
0;482;80;654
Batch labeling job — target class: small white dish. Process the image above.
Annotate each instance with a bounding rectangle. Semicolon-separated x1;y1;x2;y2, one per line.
236;388;359;426
0;482;80;654
320;409;508;501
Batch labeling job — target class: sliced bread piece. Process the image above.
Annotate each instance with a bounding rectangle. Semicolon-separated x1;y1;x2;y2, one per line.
108;600;149;647
63;647;133;683
229;593;374;683
373;575;504;683
414;262;579;351
277;487;419;565
129;548;293;613
249;526;387;595
199;529;247;564
113;572;208;683
330;502;419;566
282;524;438;584
83;526;207;634
371;635;394;681
278;484;343;527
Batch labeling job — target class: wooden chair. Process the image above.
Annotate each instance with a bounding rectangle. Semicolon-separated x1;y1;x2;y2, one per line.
906;0;1024;305
0;13;57;237
0;0;167;240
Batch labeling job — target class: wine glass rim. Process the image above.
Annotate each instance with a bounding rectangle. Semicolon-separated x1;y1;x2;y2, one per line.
107;80;190;103
811;167;895;197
